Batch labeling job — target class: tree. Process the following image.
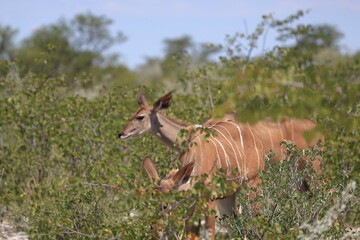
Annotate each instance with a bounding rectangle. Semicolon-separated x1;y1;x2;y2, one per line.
163;35;193;56
14;12;128;87
161;35;221;78
195;43;222;63
70;12;126;54
294;24;343;51
0;24;18;61
16;20;75;75
277;24;344;66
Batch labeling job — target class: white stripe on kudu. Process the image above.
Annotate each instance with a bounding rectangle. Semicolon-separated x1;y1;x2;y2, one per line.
218;124;245;166
247;123;261;170
290;119;295;141
211;125;242;172
182;121;265;181
225;120;247;173
209;138;222;169
226;120;245;150
197;136;203;175
209;135;232;175
266;127;274;150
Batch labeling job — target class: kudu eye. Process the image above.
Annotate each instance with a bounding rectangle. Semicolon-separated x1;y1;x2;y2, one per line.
135;115;145;121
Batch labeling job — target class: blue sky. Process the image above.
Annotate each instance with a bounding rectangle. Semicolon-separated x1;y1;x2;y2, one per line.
1;0;360;69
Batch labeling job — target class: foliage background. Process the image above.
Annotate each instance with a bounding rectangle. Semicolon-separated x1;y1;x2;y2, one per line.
0;11;359;239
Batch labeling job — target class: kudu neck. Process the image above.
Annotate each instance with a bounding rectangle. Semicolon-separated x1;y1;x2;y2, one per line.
150;112;188;152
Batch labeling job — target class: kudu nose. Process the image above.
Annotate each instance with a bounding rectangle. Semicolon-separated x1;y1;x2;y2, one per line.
118;132;124;139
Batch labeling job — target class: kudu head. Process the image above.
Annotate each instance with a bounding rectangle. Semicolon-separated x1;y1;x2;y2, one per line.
118;92;173;140
142;156;194;193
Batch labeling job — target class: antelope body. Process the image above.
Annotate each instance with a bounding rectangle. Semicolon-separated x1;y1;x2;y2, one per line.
251;117;323;174
180;121;265;182
143;121;266;239
119;92;323;239
119;92;322;172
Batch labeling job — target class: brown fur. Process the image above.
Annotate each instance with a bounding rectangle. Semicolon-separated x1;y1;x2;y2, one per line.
251;117;323;174
124;93;324;239
144;121;266;239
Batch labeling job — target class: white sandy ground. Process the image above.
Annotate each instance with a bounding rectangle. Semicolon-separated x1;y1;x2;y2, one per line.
0;221;28;240
0;218;358;239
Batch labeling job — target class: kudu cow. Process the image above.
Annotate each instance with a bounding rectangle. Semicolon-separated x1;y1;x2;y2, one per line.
119;92;322;167
141;118;266;239
119;92;323;239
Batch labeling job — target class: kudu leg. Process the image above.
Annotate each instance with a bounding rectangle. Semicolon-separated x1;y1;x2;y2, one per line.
298;156;323;193
185;200;217;240
247;177;262;213
184;199;201;240
204;200;216;240
184;219;200;240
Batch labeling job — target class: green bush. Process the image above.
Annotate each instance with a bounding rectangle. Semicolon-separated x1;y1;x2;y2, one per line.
0;10;359;239
225;141;357;239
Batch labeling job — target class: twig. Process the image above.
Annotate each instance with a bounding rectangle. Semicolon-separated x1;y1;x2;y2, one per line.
277;81;304;88
260;203;279;239
166;196;195;213
59;225;95;238
243;19;249;36
262;24;271;53
82;182;116;188
82;182;131;195
299;181;356;240
206;77;214;114
171;229;180;240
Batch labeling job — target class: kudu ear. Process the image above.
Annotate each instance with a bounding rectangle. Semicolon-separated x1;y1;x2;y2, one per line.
172;161;195;188
136;92;148;107
153;91;172;111
142;156;160;183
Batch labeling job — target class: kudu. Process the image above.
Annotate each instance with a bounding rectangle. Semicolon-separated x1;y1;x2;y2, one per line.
141;118;266;239
119;92;322;155
118;92;239;238
119;92;321;238
119;92;323;176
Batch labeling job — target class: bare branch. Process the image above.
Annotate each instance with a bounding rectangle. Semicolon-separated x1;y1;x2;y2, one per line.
206;77;214;114
82;182;131;195
59;225;95;238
